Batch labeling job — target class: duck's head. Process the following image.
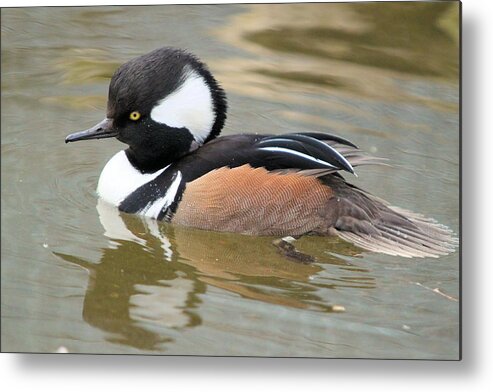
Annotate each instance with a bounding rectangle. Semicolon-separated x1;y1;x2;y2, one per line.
65;47;227;172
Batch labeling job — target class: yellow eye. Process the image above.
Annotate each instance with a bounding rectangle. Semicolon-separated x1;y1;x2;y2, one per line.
129;111;141;121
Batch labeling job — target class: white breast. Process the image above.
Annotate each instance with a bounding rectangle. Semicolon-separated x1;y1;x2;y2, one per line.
97;150;167;207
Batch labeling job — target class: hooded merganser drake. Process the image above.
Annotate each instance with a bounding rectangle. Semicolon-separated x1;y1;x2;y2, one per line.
66;47;457;258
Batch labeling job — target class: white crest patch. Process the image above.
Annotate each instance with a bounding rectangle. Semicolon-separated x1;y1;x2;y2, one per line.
97;150;168;206
150;69;214;143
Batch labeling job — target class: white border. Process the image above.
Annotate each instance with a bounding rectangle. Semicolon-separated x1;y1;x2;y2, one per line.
2;0;492;391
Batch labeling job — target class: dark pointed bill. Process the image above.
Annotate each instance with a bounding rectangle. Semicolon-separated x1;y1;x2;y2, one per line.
65;118;117;143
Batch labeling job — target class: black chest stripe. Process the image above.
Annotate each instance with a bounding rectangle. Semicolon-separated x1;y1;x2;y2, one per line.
158;181;186;221
119;168;184;220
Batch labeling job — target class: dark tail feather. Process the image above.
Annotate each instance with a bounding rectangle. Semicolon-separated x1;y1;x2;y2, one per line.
289;133;457;258
320;173;457;258
335;200;457;258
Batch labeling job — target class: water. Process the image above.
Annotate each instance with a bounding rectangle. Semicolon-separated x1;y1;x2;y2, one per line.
1;3;459;358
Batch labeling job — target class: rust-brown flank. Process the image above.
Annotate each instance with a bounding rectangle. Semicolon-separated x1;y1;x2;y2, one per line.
172;164;334;236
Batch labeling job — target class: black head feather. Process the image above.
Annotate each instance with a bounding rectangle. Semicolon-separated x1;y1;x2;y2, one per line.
107;47;227;140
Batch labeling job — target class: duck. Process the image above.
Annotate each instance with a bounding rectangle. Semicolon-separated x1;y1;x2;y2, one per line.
65;46;457;258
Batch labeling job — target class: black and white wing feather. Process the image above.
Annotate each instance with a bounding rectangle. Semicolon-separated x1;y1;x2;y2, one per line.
253;132;385;175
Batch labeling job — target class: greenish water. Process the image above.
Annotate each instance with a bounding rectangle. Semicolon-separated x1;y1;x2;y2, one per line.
1;3;459;358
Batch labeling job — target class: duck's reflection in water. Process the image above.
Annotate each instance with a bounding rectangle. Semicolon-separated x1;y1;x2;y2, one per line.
56;200;375;351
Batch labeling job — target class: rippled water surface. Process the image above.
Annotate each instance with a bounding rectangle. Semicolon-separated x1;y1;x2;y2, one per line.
1;3;460;358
